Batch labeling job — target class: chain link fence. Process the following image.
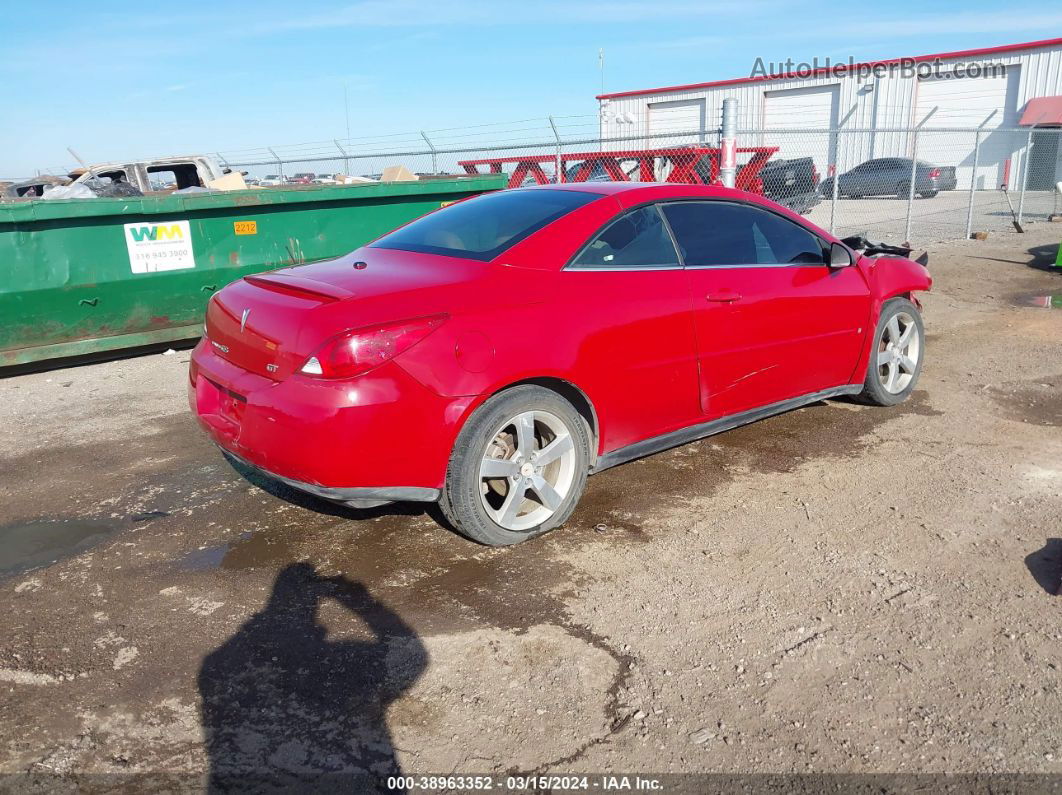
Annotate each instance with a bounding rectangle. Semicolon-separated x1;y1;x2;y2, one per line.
220;122;1062;246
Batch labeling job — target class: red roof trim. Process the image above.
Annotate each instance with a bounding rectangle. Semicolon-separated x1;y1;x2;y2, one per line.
597;37;1062;100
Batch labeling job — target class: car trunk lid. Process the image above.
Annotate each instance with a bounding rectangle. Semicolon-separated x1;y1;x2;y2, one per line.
205;277;332;382
205;249;490;382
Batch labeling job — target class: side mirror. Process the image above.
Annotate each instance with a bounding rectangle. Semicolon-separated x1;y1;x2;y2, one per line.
829;242;854;268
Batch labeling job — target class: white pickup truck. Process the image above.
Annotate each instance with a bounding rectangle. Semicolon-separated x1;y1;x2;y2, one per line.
73;155;229;193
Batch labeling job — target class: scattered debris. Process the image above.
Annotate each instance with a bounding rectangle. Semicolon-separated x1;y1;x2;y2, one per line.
380;164;418;182
688;727;715;745
41;183;98;201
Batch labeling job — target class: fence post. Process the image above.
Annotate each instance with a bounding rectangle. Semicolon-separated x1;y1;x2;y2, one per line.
1016;123;1037;226
830;106;858;233
420;131;437;175
267;147;283;179
964;111;997;239
964;130;983;240
829;131;842;235
905;107;937;244
719;98;737;188
334;139;350;176
548;116;563;183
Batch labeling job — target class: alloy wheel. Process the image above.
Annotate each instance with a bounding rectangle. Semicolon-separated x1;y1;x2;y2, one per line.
478;410;577;532
876;310;921;394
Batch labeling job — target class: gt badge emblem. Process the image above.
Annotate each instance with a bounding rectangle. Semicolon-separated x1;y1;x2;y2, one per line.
266;363;279;373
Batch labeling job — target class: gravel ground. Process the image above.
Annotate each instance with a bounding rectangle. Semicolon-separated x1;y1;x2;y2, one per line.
0;227;1060;790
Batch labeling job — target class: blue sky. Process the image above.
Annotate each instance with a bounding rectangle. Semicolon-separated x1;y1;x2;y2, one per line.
2;1;1059;175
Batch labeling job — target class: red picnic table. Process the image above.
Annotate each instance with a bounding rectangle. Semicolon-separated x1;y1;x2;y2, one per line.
458;146;779;191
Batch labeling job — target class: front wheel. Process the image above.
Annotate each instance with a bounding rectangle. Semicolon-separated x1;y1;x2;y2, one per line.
854;298;925;406
439;386;591;545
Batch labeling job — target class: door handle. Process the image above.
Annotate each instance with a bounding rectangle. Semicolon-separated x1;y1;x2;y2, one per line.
706;291;741;303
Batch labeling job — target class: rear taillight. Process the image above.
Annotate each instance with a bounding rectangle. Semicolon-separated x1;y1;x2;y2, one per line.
928;168;940;178
299;314;447;378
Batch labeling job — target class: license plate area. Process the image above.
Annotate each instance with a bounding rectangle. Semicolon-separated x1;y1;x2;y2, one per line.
195;375;246;428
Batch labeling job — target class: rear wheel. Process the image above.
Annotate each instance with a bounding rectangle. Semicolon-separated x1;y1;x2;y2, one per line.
855;298;924;406
896;181;911;199
920;189;939;198
439;386;591;546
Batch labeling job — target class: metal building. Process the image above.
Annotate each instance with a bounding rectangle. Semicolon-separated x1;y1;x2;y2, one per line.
597;37;1062;190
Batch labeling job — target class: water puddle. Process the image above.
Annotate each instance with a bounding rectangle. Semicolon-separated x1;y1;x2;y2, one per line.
1013;293;1062;309
989;377;1061;427
0;519;118;579
180;530;299;572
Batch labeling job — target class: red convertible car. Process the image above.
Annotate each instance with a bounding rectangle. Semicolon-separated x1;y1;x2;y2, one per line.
190;183;930;545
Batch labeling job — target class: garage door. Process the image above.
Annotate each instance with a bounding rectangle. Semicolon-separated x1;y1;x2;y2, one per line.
763;85;839;175
647;99;706;141
915;66;1021;189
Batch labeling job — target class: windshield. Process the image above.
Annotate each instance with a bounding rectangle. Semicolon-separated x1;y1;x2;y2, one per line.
370;188;601;261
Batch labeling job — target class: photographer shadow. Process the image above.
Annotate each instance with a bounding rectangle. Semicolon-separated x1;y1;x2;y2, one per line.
198;563;427;792
1025;538;1062;595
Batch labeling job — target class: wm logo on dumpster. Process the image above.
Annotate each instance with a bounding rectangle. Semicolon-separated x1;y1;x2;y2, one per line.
128;224;184;242
123;219;195;274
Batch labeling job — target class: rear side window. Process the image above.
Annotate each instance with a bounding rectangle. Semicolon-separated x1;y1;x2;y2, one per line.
662;202;826;267
571;206;679;269
371;189;600;261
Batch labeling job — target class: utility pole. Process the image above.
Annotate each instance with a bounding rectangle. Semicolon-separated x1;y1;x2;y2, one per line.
344;84;351;145
598;48;604;96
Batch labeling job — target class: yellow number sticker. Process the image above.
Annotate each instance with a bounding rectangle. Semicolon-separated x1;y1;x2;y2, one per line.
234;220;257;235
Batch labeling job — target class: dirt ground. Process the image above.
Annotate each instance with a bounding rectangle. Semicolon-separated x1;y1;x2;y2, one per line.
1;227;1060;791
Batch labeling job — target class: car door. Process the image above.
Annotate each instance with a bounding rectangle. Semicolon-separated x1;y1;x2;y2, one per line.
562;204;702;451
878;158;907;195
661;200;871;419
839;161;869;195
847;160;887;195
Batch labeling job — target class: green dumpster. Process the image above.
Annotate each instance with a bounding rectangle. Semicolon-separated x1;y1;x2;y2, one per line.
0;176;504;366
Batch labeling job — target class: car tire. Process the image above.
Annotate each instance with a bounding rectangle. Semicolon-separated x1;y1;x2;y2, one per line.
920;190;939;198
854;298;925;407
896;181;911;199
439;385;591;546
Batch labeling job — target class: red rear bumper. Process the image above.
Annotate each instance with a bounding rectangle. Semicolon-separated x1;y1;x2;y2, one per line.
188;339;474;499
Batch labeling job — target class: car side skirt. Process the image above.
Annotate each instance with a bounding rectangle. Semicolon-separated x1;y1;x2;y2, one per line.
592;385;863;473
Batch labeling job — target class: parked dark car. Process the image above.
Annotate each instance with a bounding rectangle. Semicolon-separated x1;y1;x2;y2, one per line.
693;155;820;215
819;158;957;199
756;157;821;215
